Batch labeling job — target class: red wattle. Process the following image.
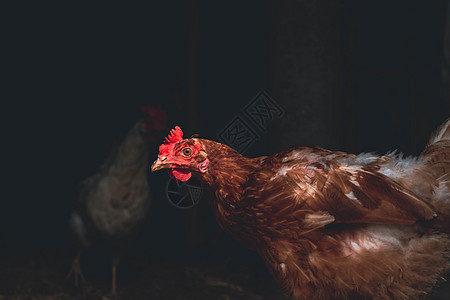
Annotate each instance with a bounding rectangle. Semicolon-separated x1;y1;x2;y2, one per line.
168;169;192;182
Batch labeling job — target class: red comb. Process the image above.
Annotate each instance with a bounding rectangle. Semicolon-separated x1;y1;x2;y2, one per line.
165;126;183;144
159;126;184;156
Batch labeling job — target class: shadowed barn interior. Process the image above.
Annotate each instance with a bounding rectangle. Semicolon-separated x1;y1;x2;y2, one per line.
2;1;449;299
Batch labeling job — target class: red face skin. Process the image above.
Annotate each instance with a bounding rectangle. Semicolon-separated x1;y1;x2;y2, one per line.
152;126;209;182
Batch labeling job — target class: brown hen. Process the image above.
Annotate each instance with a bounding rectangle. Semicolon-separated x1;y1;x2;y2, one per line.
151;120;450;300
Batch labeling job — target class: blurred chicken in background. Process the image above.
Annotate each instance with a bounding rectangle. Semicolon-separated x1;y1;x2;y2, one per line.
67;107;167;295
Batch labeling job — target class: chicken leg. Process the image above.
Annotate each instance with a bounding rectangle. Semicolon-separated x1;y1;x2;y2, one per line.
66;250;86;288
111;256;120;295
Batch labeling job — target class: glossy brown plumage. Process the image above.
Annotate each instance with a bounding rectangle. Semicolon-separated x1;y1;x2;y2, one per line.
153;120;450;299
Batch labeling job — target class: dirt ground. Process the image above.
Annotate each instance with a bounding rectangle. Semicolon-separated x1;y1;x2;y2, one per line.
0;250;288;300
0;250;449;300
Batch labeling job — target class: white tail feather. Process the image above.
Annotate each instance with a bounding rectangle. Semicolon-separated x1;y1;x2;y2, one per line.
428;119;450;145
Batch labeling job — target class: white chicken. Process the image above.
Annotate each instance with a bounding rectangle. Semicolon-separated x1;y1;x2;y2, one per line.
67;107;167;295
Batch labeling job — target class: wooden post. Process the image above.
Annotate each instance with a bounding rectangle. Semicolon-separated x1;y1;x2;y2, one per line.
269;1;345;153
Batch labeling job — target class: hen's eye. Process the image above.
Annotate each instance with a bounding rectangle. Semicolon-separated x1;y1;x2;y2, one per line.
181;147;193;157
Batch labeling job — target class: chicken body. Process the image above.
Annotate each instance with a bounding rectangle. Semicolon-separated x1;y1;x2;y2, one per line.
69;111;165;295
152;120;450;299
71;121;151;244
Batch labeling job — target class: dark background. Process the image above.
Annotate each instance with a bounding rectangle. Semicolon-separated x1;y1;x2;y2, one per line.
2;1;450;299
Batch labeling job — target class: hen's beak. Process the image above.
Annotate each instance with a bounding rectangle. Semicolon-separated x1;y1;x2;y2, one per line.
151;157;171;172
